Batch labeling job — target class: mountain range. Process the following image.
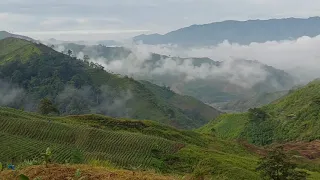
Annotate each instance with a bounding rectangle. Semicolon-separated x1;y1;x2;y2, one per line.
134;17;320;46
59;43;296;106
0;37;221;129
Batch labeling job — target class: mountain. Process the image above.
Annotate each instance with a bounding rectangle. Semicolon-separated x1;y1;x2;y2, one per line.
0;37;221;129
59;43;296;105
0;31;35;41
199;79;320;146
134;17;320;46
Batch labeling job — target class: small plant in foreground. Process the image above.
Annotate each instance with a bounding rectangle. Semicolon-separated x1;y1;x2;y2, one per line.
72;169;86;180
0;162;3;171
41;147;52;168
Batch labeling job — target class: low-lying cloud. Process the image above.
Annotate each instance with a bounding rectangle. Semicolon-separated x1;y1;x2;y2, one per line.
56;85;132;117
54;35;320;91
131;36;320;83
0;80;24;106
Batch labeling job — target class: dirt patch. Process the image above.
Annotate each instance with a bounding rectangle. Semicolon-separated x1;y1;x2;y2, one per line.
0;164;179;180
277;140;320;160
240;140;320;160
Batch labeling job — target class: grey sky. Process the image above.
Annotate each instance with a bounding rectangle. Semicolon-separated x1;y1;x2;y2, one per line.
1;0;320;41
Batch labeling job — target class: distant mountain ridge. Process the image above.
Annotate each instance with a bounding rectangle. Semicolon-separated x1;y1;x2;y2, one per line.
134;17;320;46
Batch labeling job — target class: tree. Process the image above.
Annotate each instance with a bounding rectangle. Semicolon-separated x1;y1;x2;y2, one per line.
249;108;268;121
256;148;308;180
38;98;59;115
67;49;73;57
50;45;55;49
83;55;90;62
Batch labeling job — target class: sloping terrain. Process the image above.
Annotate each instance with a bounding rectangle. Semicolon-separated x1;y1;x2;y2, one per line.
60;43;295;104
0;31;35;41
0;107;179;168
199;79;320;146
0;164;179;180
216;90;289;112
0;37;220;129
0;107;259;179
1;107;320;179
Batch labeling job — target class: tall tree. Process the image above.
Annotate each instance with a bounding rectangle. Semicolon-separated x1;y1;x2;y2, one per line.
67;49;73;57
38;98;59;115
83;55;90;62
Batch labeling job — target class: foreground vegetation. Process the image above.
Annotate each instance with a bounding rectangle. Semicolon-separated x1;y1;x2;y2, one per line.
1;107;320;179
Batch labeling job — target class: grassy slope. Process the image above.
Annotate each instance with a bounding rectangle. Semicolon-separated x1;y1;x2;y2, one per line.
0;164;179;180
0;37;220;129
199;79;320;145
1;107;320;179
0;107;179;168
0;107;262;179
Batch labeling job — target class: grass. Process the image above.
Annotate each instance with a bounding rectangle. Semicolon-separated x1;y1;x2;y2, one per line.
200;79;320;145
0;107;178;168
1;107;320;179
0;164;181;180
0;107;261;179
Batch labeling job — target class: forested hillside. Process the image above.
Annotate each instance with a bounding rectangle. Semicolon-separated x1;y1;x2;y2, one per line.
199;79;320;145
0;37;220;129
59;43;295;105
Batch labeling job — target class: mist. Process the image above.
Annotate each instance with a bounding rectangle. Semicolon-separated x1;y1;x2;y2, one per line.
0;80;24;106
56;85;132;117
52;35;320;92
73;46;269;89
131;36;320;83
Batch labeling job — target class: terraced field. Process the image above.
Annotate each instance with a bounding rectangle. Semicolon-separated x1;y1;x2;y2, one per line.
0;107;179;168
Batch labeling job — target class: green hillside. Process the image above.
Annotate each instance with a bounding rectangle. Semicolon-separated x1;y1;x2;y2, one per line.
217;90;289;112
0;107;179;168
60;43;295;104
2;107;320;179
199;79;320;146
0;37;220;129
0;107;257;178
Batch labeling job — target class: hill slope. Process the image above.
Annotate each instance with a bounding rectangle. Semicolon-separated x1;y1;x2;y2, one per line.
199;79;320;145
0;107;261;179
134;17;320;46
0;37;221;129
60;43;295;104
2;107;320;179
215;90;289;112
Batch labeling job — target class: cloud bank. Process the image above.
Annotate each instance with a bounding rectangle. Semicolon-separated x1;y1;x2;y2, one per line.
126;36;320;83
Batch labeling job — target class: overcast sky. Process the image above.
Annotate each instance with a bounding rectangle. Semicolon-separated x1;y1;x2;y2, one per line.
1;0;320;41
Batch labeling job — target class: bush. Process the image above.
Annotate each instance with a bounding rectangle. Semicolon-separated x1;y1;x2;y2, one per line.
257;148;308;180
